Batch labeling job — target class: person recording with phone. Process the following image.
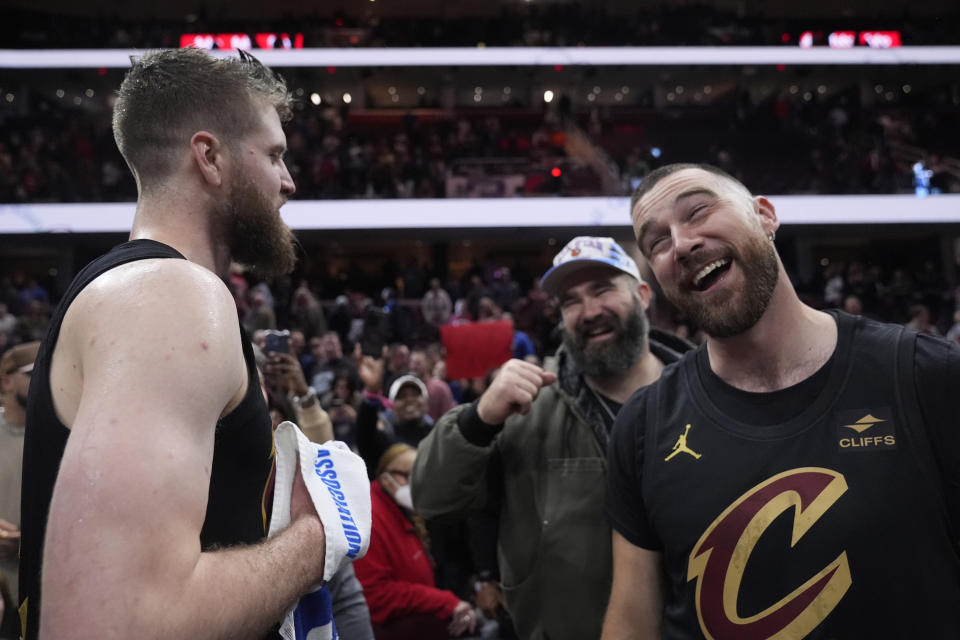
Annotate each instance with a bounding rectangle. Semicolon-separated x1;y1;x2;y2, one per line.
321;373;361;450
254;338;374;640
262;330;333;444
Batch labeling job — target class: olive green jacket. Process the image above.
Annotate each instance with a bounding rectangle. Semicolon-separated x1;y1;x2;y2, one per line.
411;332;689;640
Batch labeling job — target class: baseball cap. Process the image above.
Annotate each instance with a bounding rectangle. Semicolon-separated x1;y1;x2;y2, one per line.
1;341;41;376
540;236;642;297
388;375;429;403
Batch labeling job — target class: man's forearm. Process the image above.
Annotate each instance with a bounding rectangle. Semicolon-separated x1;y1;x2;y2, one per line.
601;591;661;640
43;516;326;640
183;515;326;639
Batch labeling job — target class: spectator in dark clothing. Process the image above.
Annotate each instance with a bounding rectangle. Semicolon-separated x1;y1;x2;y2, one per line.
464;275;493;321
491;267;521;312
382;342;411;396
356;353;432;476
309;331;359;395
14;300;48;344
290;283;327;340
321;373;361;450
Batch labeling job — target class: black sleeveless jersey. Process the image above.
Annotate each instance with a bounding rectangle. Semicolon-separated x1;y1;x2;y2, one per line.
607;311;960;639
19;240;275;639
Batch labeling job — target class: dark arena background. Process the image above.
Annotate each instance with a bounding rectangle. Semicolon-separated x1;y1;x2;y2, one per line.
1;0;959;337
1;0;960;637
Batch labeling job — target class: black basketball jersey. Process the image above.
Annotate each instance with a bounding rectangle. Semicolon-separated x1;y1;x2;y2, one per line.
607;311;960;639
19;239;275;639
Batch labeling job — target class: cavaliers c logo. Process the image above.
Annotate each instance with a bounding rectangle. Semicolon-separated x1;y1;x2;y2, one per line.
687;467;852;640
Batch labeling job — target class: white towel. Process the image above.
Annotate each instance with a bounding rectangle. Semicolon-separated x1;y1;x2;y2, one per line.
269;421;372;640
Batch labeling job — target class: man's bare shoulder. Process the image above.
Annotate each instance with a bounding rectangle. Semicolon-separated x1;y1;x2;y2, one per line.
57;257;244;403
63;259;236;336
81;258;232;308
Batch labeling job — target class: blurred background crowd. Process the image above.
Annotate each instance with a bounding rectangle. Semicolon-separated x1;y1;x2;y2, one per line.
1;0;960;637
2;4;959;204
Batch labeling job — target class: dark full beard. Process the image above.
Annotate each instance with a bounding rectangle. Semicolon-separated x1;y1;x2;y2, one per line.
562;295;649;378
673;233;779;338
218;175;298;279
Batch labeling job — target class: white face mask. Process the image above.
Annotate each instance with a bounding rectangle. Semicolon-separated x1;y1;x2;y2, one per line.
393;484;414;511
382;473;415;511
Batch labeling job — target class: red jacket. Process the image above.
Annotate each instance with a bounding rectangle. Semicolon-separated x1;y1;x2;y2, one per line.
353;481;460;626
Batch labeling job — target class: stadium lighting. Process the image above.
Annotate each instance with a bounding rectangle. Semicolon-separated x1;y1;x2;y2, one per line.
4;46;960;69
310;92;321;105
4;195;960;233
543;90;554;103
342;92;352;104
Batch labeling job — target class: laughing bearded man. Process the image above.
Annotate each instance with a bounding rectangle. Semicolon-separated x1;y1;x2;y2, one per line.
412;236;691;640
602;162;960;640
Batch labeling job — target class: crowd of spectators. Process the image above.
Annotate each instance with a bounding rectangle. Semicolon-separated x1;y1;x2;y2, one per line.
607;83;960;196
2;245;959;637
0;95;588;202
3;246;959;386
6;5;959;49
2;78;958;205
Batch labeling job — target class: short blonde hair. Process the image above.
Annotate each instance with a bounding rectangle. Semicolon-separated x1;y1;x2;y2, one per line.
113;48;292;192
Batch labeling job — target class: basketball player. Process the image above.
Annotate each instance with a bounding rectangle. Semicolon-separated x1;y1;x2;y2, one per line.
19;49;326;639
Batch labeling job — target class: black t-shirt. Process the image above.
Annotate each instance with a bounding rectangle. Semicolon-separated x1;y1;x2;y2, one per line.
592;389;623;433
606;311;960;639
695;346;834;428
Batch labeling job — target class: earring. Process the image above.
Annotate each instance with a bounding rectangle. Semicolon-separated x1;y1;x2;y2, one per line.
769;230;776;242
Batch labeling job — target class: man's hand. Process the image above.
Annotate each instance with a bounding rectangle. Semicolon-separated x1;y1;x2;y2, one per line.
448;600;478;637
330;404;357;422
290;465;321;525
475;580;505;619
266;352;310;397
476;359;557;425
353;344;385;394
0;518;20;561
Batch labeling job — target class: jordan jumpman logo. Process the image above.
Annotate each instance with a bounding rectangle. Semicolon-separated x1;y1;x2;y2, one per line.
665;424;702;461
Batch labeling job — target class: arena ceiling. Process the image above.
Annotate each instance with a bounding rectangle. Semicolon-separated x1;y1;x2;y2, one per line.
1;0;954;21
